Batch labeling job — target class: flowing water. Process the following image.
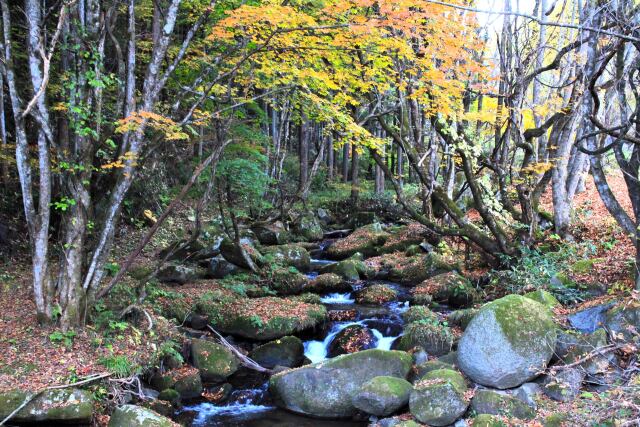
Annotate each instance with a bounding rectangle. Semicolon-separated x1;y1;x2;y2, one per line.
179;242;412;426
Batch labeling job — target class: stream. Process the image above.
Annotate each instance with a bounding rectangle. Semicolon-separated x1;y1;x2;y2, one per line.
178;245;413;426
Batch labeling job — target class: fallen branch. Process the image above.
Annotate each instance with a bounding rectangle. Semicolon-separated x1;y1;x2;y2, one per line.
207;325;272;374
551;344;619;371
0;372;112;426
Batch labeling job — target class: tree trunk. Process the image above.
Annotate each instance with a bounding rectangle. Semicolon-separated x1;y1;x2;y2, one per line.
342;143;350;182
350;145;359;202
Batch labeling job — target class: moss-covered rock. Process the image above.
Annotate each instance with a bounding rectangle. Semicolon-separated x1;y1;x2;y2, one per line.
320;255;371;282
198;296;327;340
271;268;309;295
398;321;453;356
290;292;322;304
352;376;412;416
470;389;535;420
410;271;470;305
270;349;412;418
294;213;324;241
220;237;264;269
328;324;377;357
555;328;611;375
108;405;174;427
191;338;239;382
306;273;351;293
605;301;640;343
571;258;600;274
326;223;389;259
355;284;398;304
252;222;290;245
542;368;584;402
402;306;439;324
389;253;453;285
447;308;478;330
157;388;181;405
414;360;454;379
409;369;468;426
249;336;305;369
0;388;93;424
472;414;508;427
458;294;557;389
150;366;203;399
157;263;203;284
262;244;311;272
524;289;560;309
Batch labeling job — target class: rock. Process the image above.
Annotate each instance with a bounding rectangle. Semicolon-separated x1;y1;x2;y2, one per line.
458;294;557;389
157;388;180;405
0;388;93;424
438;351;458;366
398;321;453;356
471;414;508;426
328;325;377;357
294;213;324;241
410;271;469;305
605;302;640;343
409;369;468;426
320;255;370;281
326;223;389;259
447;308;478;330
271;268;309;295
389;253;454;285
157;263;201;284
252;221;289;245
108;405;174;427
199;296;327;340
355;284;398;304
470;389;535;420
291;293;322;304
249;336;305;369
511;382;541;409
402;306;439;324
542;368;584;402
150;366;203;399
316;208;333;225
352;376;412;416
555;328;612;376
269;349;412;418
524;289;560;309
379;223;439;255
206;255;242;279
414;360;454;379
191;338;239;382
262;244;311;272
220;237;263;269
568;302;614;333
307;273;351;293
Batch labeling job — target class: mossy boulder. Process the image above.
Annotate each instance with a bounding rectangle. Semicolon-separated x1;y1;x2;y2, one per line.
262;244;311;272
220;237;264;269
207;255;243;279
398;321;453;356
249;336;305;369
447;308;478;330
157;388;181;405
328;324;377;357
320;255;371;282
108;405;174;427
198;296;327;340
605;301;640;343
411;271;474;307
555;328;612;375
156;263;203;284
294;213;324;242
389;253;453;285
472;414;508;427
252;222;290;245
307;273;351;293
271;268;309;295
571;258;599;274
414;360;454;379
524;289;560;309
269;349;412;418
409;369;468;426
542;368;584;402
291;292;322;304
402;306;439;324
355;284;398;304
352;376;412;416
0;388;93;424
470;389;535;420
326;223;389;259
458;294;557;389
191;338;239;382
150;366;203;399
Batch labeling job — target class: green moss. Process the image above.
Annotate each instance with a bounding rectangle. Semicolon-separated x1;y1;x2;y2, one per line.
291;293;322;304
157;388;180;404
415;360;454;377
471;389;535;420
359;376;412;398
524;289;560;309
191;339;239;382
402;306;439;324
417;368;465;394
398;321;453;356
447;308;478;329
571;259;600;274
355;284;397;304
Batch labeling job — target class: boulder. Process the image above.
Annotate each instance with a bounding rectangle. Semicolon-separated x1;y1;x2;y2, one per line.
542;368;584;402
410;271;467;304
398;321;454;356
447;308;478;330
568;302;614;333
150;366;203;399
269;349;412;418
294;213;324;242
271;268;309;295
414;360;455;379
409;369;468;426
326;223;389;259
402;306;439;324
220;237;263;269
555;328;612;376
389;253;454;285
249;336;305;369
605;302;640;343
328;324;377;357
206;255;242;279
307;273;351;293
355;284;398;304
157;263;201;284
524;289;560;309
0;388;93;424
108;405;174;427
252;221;289;245
262;244;311;272
352;376;412;416
458;294;557;389
470;389;535;420
191;338;239;382
320;255;371;282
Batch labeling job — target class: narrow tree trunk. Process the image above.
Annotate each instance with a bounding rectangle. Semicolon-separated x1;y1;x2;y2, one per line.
350;145;359;201
342;143;350;182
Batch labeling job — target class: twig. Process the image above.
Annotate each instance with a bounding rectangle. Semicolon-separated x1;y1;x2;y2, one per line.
206;326;272;374
552;344;619;371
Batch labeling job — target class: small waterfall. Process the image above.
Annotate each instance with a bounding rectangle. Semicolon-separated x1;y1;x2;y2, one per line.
320;292;355;304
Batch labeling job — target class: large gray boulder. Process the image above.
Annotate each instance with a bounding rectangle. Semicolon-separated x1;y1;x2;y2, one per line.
458;294;557;389
108;405;174;427
0;388;93;424
191;338;239;382
409;369;469;426
269;349;412;418
262;244;311;272
470;389;536;420
249;336;305;369
352;376;412;416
